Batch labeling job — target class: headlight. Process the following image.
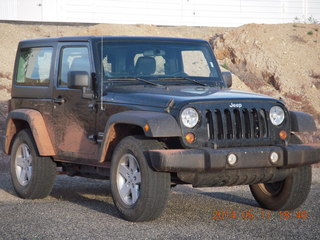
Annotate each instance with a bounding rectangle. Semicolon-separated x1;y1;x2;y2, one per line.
269;106;285;126
181;107;199;128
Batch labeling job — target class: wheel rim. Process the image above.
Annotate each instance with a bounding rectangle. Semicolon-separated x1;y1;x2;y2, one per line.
116;153;141;206
15;143;32;186
259;181;284;197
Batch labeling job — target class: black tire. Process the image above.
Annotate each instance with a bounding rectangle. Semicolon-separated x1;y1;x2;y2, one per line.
110;136;170;222
250;134;312;210
10;129;56;199
249;165;311;210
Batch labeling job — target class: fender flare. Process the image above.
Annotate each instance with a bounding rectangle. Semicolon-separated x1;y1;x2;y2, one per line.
289;111;317;132
4;109;56;156
98;111;181;162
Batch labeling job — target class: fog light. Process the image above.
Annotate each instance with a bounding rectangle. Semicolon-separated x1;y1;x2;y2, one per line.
227;153;238;166
270;152;279;164
279;130;287;140
185;133;195;143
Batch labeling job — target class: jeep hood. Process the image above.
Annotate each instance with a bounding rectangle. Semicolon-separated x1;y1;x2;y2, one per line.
104;85;280;109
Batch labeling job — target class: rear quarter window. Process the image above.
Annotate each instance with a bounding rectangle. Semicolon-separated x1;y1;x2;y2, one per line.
16;47;53;86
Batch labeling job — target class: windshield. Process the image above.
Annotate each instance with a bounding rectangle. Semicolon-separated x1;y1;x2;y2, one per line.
98;40;224;91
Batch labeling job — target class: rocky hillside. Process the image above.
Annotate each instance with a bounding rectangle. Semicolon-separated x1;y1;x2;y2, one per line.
211;23;320;115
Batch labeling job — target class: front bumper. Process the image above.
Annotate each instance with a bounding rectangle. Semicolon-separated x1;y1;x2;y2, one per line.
148;144;320;172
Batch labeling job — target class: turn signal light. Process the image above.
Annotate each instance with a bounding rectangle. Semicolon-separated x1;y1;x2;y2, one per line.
185;133;195;143
144;124;150;132
279;130;287;140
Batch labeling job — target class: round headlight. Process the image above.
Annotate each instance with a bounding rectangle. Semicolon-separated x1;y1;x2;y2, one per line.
181;108;199;128
269;106;285;126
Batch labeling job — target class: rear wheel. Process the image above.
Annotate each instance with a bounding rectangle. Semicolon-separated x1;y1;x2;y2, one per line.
10;129;56;199
110;136;170;222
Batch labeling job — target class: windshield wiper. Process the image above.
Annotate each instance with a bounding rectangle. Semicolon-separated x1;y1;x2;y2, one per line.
108;77;164;87
158;77;208;87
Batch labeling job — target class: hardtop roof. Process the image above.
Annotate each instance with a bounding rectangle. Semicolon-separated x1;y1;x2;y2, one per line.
19;36;208;47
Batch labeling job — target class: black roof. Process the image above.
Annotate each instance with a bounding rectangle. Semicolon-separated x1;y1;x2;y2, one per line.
19;36;208;47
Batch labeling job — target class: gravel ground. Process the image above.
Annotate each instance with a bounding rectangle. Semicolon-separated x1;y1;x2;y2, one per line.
0;168;319;240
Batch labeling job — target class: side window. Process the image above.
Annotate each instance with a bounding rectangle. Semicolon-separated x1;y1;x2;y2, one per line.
16;47;53;86
59;47;90;87
181;50;210;77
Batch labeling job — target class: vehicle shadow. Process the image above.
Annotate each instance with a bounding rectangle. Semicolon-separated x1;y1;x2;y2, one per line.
0;172;120;219
49;175;120;219
173;185;259;208
0;171;16;197
1;170;261;221
199;191;258;207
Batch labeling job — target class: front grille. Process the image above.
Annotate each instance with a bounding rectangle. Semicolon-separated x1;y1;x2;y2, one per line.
205;108;268;141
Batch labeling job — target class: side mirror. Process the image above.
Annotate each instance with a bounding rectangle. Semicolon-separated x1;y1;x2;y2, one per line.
222;72;232;88
68;71;90;89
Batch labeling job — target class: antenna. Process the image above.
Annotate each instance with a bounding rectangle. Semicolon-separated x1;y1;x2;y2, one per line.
100;35;104;110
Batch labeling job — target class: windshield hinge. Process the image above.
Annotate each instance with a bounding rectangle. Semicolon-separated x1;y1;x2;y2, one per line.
165;99;175;113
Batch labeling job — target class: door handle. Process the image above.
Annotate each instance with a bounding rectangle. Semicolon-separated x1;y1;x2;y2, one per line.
54;97;65;104
88;103;96;112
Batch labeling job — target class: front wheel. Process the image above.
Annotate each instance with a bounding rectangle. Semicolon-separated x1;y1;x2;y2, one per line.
110;136;170;222
10;129;56;199
250;165;312;210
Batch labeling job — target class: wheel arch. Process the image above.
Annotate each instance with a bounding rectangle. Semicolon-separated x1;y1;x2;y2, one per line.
98;111;181;163
290;111;317;132
4;109;56;156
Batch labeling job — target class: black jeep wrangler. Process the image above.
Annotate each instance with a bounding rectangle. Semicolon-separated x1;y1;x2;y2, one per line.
3;36;320;221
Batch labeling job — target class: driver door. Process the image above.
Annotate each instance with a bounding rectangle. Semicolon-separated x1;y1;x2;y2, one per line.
52;43;98;163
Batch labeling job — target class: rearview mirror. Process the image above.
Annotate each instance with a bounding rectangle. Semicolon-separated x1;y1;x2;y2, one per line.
144;49;165;56
68;71;90;89
222;72;232;88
